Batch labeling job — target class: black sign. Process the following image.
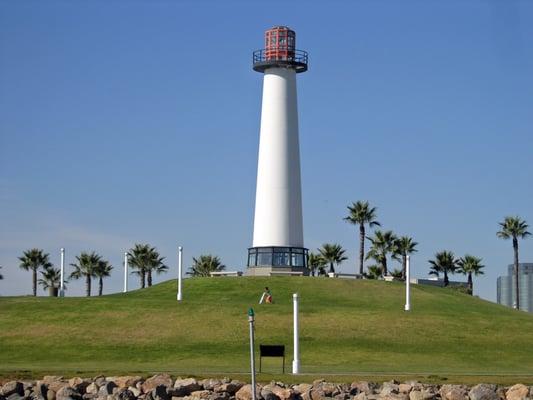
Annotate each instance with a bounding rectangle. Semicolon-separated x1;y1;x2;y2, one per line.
259;345;285;373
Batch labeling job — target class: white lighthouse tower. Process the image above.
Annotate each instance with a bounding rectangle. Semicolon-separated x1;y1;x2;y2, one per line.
247;26;309;276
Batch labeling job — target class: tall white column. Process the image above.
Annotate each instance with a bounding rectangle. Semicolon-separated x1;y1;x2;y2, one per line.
59;248;65;297
292;293;300;374
252;68;304;248
177;246;183;301
405;255;411;311
123;252;128;293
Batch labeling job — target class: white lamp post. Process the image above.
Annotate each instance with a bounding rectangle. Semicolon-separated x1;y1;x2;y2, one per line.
59;248;65;297
405;255;411;311
123;252;128;293
248;308;257;400
292;293;300;374
177;246;183;301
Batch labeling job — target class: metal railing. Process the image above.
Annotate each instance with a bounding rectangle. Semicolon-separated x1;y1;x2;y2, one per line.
253;49;308;65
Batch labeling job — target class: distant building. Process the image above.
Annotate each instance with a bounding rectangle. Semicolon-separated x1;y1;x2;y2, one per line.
496;263;533;313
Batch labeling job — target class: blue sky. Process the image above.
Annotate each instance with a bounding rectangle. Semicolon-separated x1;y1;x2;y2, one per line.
1;1;532;301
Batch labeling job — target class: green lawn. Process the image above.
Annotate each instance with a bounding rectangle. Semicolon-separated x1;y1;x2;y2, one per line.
1;277;532;381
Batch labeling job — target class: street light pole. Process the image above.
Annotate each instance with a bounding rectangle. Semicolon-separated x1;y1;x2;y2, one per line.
248;308;257;400
59;248;65;297
123;252;128;293
177;246;183;301
405;255;411;311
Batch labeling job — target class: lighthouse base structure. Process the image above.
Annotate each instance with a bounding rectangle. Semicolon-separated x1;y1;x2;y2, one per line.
246;246;309;276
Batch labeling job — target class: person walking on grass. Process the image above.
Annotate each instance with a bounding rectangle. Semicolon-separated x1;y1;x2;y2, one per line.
259;286;273;304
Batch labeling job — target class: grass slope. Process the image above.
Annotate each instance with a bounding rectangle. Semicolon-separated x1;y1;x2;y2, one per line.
1;277;532;379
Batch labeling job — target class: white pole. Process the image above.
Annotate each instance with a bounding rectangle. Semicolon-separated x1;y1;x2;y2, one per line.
177;246;183;301
405;255;411;311
123;252;128;293
292;293;300;374
248;308;256;400
59;248;65;297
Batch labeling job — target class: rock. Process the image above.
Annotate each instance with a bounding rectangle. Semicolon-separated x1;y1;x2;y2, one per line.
94;379;106;388
468;384;498;400
260;387;279;400
199;380;221;392
214;381;244;396
6;394;24;400
270;386;294;400
439;385;468;400
69;379;91;395
353;394;367;400
236;385;261;400
350;382;376;395
399;385;412;394
1;382;23;397
82;395;97;400
409;390;436;400
190;391;213;400
114;378;143;390
116;389;136;400
173;379;201;397
86;384;99;396
56;387;83;400
98;382;118;397
151;386;169;400
47;390;57;400
292;384;312;395
506;385;529;400
381;382;400;396
128;387;141;398
142;377;173;395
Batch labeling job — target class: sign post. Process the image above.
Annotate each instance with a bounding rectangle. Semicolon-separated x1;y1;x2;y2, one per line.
177;246;183;301
248;308;256;400
405;255;411;311
292;293;300;374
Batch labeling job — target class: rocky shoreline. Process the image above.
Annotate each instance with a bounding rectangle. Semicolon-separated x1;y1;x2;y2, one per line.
0;375;531;400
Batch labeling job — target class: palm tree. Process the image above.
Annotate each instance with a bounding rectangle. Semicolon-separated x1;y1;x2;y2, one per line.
145;251;168;287
393;236;418;280
457;255;484;295
366;230;397;276
366;265;383;280
344;201;381;275
0;266;3;280
189;255;226;277
38;266;65;297
70;252;101;297
94;260;113;296
497;216;531;310
19;249;52;296
127;244;152;288
308;252;326;277
428;250;457;287
318;243;347;274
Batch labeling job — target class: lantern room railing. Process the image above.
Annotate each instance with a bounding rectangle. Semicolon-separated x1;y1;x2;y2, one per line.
253;49;308;73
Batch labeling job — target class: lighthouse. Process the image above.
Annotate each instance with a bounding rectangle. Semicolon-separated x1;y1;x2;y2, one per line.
247;26;309;276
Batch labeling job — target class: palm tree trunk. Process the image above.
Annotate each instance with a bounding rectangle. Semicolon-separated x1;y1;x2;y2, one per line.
467;272;473;295
513;237;519;309
147;269;152;287
402;255;407;280
99;277;103;296
86;274;91;297
383;256;388;276
48;287;55;297
329;262;334;274
141;269;146;289
32;268;37;296
444;270;449;287
359;225;365;275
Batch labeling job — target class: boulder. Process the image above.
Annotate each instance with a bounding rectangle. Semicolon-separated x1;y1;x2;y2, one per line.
94;379;107;388
69;379;91;395
114;378;143;390
6;394;25;400
292;384;312;395
82;395;97;400
398;385;412;395
40;378;68;394
506;385;529;400
56;387;83;400
128;387;141;398
151;386;169;400
214;381;244;396
468;384;498;400
143;376;173;395
116;389;136;400
189;391;213;400
1;382;23;397
270;386;295;400
439;385;468;400
173;379;201;397
47;390;57;400
353;394;367;400
260;387;279;400
350;382;376;395
199;380;221;392
236;385;262;400
409;390;436;400
98;382;118;397
86;384;99;395
381;382;399;397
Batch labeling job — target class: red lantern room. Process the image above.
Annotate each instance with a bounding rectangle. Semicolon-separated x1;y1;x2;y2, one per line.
253;26;308;73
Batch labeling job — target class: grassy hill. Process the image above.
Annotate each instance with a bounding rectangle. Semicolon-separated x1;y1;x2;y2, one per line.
1;277;532;381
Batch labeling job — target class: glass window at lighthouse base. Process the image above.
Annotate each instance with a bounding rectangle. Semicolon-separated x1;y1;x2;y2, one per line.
247;247;308;268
